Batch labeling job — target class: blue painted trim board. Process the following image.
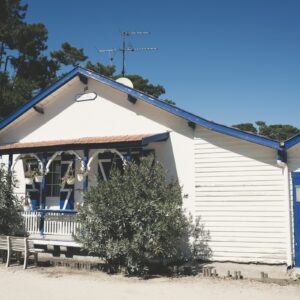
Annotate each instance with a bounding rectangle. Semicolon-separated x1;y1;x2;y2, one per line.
0;68;78;130
83;149;89;191
142;132;169;146
0;66;281;150
285;134;300;149
292;172;300;267
36;209;77;214
277;148;287;163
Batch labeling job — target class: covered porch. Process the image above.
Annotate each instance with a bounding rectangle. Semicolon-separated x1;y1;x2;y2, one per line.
0;133;169;240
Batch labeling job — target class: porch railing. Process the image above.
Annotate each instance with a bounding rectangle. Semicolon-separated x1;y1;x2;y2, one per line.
22;210;81;236
23;211;40;234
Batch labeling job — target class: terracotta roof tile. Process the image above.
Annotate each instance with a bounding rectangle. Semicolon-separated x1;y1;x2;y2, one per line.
0;134;151;151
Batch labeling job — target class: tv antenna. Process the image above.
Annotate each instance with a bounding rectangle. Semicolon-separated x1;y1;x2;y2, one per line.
98;31;158;76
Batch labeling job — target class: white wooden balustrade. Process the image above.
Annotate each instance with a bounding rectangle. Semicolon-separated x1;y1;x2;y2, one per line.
43;212;81;236
23;211;40;234
22;211;81;236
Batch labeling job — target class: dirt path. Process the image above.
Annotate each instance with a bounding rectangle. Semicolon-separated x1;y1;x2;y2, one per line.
0;265;299;300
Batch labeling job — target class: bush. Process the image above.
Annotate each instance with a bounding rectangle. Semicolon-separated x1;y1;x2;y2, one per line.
0;166;24;235
76;156;210;275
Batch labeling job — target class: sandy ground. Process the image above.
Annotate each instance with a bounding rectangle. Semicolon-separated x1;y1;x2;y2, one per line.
0;264;300;300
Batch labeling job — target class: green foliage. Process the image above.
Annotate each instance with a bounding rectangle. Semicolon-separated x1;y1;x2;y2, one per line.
84;62;170;100
85;61;116;77
162;98;176;105
0;0;28;52
0;1;172;121
233;121;300;141
76;156;210;275
115;74;166;98
0;166;24;235
84;62;171;101
255;121;300;141
51;42;87;68
0;0;58;121
232;122;258;134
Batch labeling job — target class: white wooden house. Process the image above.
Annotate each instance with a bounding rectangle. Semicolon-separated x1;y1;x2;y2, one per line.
0;66;299;267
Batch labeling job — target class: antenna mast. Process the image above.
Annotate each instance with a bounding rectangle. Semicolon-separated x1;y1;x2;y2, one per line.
98;31;158;76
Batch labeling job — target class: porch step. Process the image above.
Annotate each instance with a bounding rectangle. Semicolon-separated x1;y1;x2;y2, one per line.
38;254;104;270
31;238;82;248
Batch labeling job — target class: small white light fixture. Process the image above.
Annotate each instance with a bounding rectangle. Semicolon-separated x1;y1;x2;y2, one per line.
75;91;97;102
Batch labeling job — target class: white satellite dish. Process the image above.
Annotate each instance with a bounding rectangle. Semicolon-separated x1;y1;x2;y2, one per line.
116;77;134;88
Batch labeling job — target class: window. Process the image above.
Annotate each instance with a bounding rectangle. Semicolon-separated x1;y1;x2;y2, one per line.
46;161;61;197
97;149;155;181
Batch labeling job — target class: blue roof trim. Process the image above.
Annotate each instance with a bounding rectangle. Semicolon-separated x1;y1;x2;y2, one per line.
285;134;300;149
142;132;170;146
0;68;79;130
36;209;77;214
0;66;281;150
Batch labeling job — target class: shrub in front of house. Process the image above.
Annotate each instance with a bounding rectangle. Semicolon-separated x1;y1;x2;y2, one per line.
76;156;211;275
0;166;24;235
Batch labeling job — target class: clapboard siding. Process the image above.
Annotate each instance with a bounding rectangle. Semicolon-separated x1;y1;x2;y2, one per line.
195;178;282;183
194;126;286;264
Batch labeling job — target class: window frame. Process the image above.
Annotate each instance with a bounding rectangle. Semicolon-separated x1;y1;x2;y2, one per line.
45;160;61;198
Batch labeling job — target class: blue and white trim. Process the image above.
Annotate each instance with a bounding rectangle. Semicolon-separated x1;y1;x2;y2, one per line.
0;66;281;150
285;134;300;149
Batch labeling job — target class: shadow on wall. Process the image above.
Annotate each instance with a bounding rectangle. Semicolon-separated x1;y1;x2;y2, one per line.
151;216;212;275
196;127;278;167
180;216;212;263
0;79;83;144
149;137;179;183
94;80;194;140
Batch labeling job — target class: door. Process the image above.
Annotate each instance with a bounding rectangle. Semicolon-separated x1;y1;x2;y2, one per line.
292;172;300;267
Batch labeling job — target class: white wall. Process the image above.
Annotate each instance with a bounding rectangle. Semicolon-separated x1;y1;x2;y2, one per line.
194;126;287;264
1;75;290;265
0;76;195;214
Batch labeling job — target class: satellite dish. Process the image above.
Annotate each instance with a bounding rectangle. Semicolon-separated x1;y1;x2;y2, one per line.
116;77;134;88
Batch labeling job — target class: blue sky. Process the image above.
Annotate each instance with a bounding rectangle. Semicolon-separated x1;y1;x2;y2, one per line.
26;0;300;127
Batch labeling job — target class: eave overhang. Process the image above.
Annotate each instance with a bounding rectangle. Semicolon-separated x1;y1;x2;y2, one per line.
0;66;280;150
284;133;300;150
0;132;170;155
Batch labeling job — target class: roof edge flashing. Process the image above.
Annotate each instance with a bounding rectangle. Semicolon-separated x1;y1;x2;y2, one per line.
0;66;281;151
284;133;300;149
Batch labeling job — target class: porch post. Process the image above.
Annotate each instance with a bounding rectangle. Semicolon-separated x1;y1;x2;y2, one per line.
40;152;48;209
7;154;13;185
39;152;47;236
126;148;132;161
39;211;45;236
83;149;89;191
8;153;13;172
